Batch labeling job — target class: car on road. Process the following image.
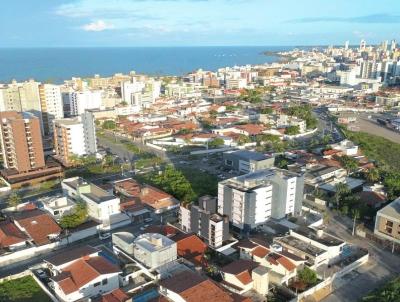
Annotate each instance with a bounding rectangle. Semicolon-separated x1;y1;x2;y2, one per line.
36;269;48;279
99;230;111;240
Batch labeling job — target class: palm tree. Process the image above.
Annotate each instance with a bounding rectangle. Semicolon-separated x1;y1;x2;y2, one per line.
334;182;350;209
365;168;380;183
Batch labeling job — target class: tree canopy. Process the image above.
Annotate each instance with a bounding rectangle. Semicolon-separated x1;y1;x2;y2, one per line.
286;105;318;129
102;120;116;130
59;201;88;229
7;193;21;208
285;125;300;135
297;267;318;286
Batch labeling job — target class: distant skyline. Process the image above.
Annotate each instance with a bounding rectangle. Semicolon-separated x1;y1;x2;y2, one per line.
1;0;400;47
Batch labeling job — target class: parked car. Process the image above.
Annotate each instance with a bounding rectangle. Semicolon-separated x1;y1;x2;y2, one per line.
99;230;111;240
36;269;48;279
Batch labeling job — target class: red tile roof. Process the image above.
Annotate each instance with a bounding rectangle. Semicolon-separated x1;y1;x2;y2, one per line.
236;271;252;285
0;220;28;248
53;256;120;295
95;289;130;302
160;270;237;302
251;246;270;258
267;253;296;272
175;234;207;266
234;124;265;135
13;209;61;245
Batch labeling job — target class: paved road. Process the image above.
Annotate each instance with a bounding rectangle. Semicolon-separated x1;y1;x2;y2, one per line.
354;115;400;144
321;213;400;302
0;221;148;278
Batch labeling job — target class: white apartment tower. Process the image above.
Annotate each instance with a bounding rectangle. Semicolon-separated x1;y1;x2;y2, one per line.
53;114;97;165
217;169;304;231
64;90;103;116
39;84;64;135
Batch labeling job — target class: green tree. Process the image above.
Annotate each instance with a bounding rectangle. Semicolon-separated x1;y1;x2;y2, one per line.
365;168;380;183
150;166;196;202
275;155;289;169
7;192;21;208
297;267;318;286
260;107;273;114
208;138;225;148
237;134;251;146
322;134;332;145
285;125;300;135
363;277;400;302
338;155;359;173
59;201;88;229
334;182;351;209
102;120;116;130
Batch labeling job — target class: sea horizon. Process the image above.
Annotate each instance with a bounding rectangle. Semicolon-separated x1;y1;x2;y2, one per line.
0;46;296;83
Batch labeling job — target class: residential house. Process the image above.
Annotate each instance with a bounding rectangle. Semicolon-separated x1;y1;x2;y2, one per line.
133;233;177;270
0;219;28;251
159;270;251;302
222;150;274;174
12;209;62;246
49;254;121;302
40;195;76;220
220;259;269;295
62;177;125;227
114;179;179;215
374;197;400;244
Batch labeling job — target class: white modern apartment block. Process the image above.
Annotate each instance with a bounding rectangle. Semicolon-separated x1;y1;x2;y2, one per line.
218;169;304;231
133;233;177;270
39;84;64;135
121;80;145;104
53;115;97;165
65;90;103;116
62;177;121;225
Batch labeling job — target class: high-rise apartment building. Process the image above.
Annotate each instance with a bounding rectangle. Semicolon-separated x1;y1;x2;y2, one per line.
39;84;64;135
0;80;41;113
0;111;45;173
217;169;304;231
63;90;102;116
53;113;97;165
180;196;229;248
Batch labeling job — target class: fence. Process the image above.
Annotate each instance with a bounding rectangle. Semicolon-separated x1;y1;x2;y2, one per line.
290;252;369;301
0;225;98;266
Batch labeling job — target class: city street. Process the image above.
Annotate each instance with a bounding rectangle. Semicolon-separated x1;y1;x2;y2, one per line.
0;221;149;279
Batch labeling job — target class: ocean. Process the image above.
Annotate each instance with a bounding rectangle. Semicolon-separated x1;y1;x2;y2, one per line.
0;46;290;83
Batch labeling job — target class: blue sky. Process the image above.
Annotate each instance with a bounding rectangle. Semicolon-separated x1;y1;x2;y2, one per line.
1;0;400;47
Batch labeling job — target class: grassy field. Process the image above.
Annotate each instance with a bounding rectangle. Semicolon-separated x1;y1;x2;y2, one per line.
344;130;400;170
0;276;52;302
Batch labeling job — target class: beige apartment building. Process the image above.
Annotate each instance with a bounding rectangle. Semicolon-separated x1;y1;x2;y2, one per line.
374;197;400;244
39;84;63;135
0;111;45;172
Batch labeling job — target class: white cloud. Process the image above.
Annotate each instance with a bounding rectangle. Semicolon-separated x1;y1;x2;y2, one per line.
82;20;114;31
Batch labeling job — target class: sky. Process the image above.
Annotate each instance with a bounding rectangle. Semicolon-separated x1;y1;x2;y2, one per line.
1;0;400;47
